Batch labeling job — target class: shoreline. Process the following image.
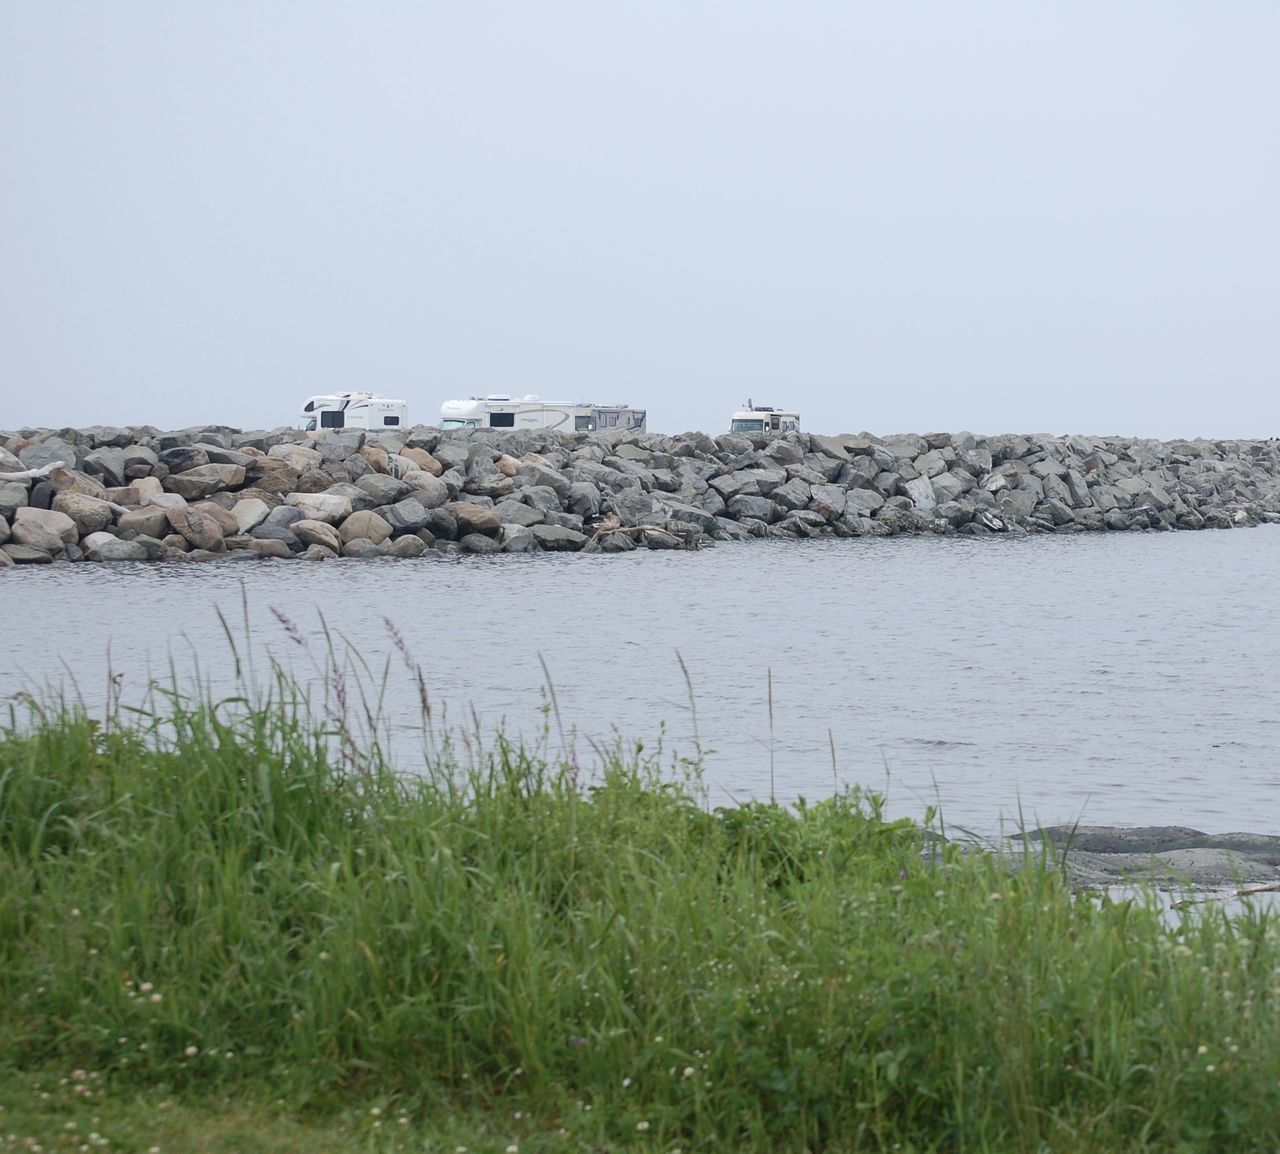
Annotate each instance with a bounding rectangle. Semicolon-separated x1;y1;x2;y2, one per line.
4;423;1280;565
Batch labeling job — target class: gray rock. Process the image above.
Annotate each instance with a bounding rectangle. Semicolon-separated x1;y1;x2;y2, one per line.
0;483;28;520
163;464;246;500
81;447;130;487
158;445;210;473
902;475;937;512
530;524;588;551
499;524;539;552
341;537;383;559
2;543;54;564
356;473;413;505
494;500;545;527
459;532;502;554
727;494;776;522
91;538;151;562
19;439;78;471
383;497;430;534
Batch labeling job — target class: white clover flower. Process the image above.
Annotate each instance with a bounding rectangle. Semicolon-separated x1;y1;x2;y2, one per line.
184;1046;198;1058
636;1120;650;1131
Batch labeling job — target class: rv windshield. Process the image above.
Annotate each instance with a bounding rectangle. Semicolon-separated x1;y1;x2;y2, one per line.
731;419;765;433
440;419;474;429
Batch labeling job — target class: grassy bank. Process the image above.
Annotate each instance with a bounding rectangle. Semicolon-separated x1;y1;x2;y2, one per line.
2;665;1279;1153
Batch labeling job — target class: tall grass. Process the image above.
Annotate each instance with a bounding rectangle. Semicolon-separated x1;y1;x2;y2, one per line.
1;636;1279;1152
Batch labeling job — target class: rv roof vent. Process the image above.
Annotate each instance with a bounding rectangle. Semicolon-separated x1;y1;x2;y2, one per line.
485;394;511;402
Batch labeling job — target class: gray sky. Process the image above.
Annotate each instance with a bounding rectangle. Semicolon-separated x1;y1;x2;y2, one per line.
2;2;1277;439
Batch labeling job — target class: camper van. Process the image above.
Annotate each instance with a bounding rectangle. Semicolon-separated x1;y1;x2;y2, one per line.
300;392;408;431
438;395;647;433
729;401;801;434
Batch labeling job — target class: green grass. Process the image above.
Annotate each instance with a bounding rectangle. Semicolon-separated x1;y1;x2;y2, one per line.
1;646;1279;1153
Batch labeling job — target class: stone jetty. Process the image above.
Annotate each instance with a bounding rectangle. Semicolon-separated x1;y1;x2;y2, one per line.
2;424;1279;565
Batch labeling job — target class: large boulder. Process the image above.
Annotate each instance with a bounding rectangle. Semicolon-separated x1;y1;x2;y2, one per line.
51;492;113;536
13;506;77;545
383;497;430;534
284;492;353;524
231;498;271;533
292;518;343;552
0;483;28;520
118;506;172;538
90;538;151;562
163;464;246;500
2;543;54;564
356;473;413;505
165;506;226;552
339;509;392;545
453;502;502;537
158;446;210;473
530;524;588;551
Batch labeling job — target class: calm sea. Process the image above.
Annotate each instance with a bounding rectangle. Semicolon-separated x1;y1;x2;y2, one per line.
3;529;1278;839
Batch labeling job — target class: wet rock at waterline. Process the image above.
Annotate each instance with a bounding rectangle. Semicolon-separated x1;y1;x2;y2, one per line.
2;423;1279;565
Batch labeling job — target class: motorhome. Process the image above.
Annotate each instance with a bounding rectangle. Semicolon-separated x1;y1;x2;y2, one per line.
438;395;647;433
300;392;408;431
729;401;801;434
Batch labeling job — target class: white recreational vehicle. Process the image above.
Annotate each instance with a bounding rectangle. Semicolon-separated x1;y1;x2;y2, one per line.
438;395;647;433
729;401;801;434
300;392;408;431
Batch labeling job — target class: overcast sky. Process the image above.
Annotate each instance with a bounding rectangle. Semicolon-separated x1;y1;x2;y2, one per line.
2;2;1277;440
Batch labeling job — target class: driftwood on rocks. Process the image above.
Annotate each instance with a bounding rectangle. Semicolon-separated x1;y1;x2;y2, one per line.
0;460;66;481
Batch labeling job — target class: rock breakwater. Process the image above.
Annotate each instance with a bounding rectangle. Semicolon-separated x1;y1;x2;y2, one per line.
2;424;1279;565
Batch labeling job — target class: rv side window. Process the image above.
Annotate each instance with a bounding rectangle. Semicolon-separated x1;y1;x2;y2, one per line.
771;415;780;430
320;410;344;428
575;416;594;431
383;415;400;426
488;412;515;428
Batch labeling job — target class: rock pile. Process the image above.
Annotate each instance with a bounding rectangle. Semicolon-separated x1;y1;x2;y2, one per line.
2;424;1279;565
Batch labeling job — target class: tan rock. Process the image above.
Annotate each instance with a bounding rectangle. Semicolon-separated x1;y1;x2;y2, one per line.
454;503;502;536
232;498;271;533
246;538;294;559
101;485;144;506
47;467;106;498
292;518;342;552
161;533;190;552
165;506;225;552
132;476;165;504
14;506;78;545
52;492;114;535
359;445;390;474
338;509;392;544
399;447;443;476
284;492;353;524
118;507;171;538
267;444;323;471
194;501;241;537
496;454;520;477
